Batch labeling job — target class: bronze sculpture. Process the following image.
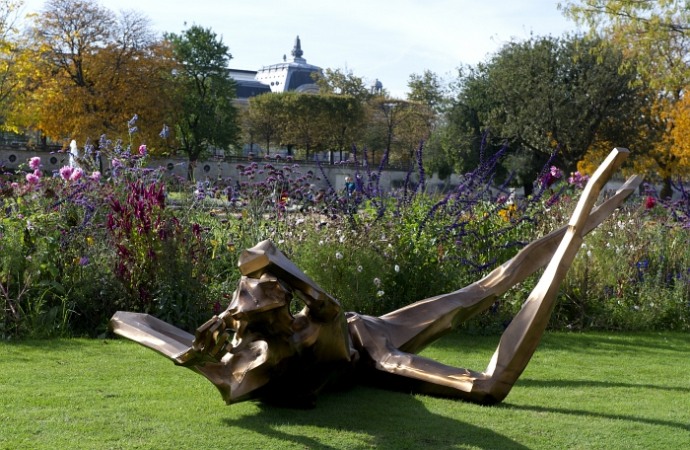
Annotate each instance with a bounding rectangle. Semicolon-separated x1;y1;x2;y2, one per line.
111;148;642;407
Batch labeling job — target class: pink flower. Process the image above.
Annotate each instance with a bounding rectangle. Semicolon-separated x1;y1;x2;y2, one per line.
111;158;122;168
69;168;83;181
59;166;73;180
568;171;589;189
90;171;102;181
540;166;563;188
29;157;41;170
10;182;18;189
138;144;147;155
25;173;40;184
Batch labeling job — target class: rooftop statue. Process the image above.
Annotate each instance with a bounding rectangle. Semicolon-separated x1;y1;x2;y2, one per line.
111;148;642;408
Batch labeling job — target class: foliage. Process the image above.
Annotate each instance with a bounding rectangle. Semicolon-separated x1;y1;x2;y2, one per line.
0;151;219;337
3;133;690;339
243;93;285;155
406;69;448;114
447;34;644;190
363;97;433;167
312;67;372;101
561;0;690;96
561;0;690;194
0;0;23;129
164;24;240;178
245;91;367;162
13;0;176;148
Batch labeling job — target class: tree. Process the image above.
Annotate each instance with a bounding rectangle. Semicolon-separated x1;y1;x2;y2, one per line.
320;94;365;163
560;0;690;96
560;0;690;196
244;92;285;156
447;34;644;192
165;24;240;179
407;70;447;114
407;70;451;177
0;0;23;129
365;97;433;167
313;67;372;101
657;94;690;177
13;0;176;148
278;92;327;159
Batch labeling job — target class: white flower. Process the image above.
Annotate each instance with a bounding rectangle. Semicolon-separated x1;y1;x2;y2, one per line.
394;264;400;273
339;235;346;243
377;290;385;297
357;265;363;272
318;240;324;246
373;278;381;287
335;252;344;260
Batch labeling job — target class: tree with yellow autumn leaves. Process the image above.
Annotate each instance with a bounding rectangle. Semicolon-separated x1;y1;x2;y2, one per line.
7;0;177;151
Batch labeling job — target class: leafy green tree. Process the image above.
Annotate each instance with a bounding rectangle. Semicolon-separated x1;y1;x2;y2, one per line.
320;94;365;162
279;92;327;159
166;25;240;179
364;97;433;167
447;34;643;192
313;67;372;101
407;70;447;114
243;92;286;155
406;70;452;177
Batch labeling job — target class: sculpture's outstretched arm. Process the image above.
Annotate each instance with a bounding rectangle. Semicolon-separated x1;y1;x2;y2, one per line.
376;171;643;354
351;148;638;404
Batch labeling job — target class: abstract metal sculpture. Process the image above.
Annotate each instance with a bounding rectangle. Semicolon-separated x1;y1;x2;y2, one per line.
110;148;642;407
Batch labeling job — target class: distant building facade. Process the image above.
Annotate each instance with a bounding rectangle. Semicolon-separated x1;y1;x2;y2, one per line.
230;36;322;103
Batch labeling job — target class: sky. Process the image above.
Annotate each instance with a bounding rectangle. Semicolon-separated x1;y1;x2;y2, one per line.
19;0;581;98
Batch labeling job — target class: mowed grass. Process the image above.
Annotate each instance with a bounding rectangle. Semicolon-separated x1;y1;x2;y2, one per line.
1;332;689;449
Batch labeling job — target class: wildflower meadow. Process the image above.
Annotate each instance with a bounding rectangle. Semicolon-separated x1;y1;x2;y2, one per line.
2;141;690;340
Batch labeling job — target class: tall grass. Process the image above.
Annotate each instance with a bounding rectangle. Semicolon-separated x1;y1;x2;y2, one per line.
2;141;690;339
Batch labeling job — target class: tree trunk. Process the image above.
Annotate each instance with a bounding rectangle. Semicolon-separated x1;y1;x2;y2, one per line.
187;159;197;182
660;176;673;200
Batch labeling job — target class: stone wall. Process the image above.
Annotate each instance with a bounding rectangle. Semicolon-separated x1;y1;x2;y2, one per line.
0;146;641;197
0;146;459;193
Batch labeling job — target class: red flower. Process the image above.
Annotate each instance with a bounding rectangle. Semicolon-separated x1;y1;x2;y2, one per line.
644;196;656;209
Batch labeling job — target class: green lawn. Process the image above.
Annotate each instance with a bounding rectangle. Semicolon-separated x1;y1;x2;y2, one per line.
1;332;689;449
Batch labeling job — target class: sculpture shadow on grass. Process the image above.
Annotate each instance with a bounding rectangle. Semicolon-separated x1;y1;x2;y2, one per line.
225;386;529;450
503;402;690;433
517;332;690;355
516;378;690;395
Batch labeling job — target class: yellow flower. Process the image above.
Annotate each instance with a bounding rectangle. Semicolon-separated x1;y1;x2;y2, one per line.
499;204;517;222
86;236;94;246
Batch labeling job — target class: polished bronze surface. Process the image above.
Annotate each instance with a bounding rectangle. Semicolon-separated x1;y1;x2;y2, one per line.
110;148;641;407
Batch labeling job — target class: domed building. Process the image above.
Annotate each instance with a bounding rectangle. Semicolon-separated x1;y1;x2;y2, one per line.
255;36;321;93
230;36;321;102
